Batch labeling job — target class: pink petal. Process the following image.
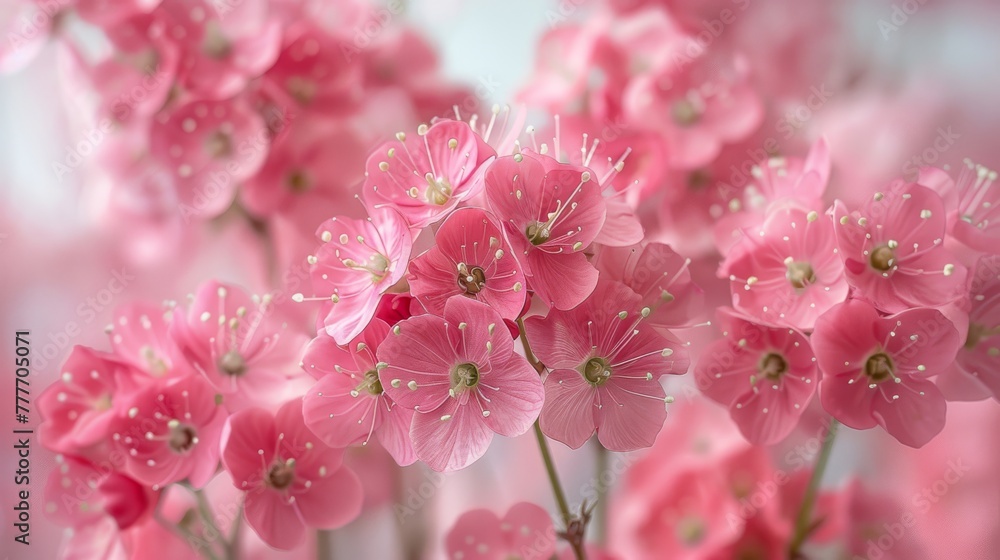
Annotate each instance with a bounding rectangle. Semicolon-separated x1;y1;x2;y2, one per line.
410;398;493;472
375;403;417;466
478;354;544;438
526;250;599;310
819;373;878;431
870;377;946;448
539;369;597;449
303;375;379;447
221;408;277;484
294;466;364;529
244;490;307;550
595;377;667;451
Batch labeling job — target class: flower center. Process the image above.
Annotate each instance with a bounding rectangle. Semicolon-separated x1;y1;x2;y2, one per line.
864;352;894;382
672;99;701;127
675;516;705;546
266;460;295;490
168;422;198;454
687;169;711;190
424;174;453;205
869;245;895;272
201;21;232;59
785;261;816;289
363;370;383;396
965;322;1000;349
451;363;480;392
286;169;311;193
286;76;317;105
457;263;487;295
525;222;551;246
204;130;233;159
342;253;391;282
94;393;113;412
218;350;247;376
758;353;788;380
140;346;169;376
582;357;611;386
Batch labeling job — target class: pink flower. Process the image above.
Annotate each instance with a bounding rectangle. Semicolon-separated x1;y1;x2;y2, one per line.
619;12;763;170
940;255;1000;401
695;308;818;445
812;300;960;447
44;455;155;532
485;152;606;310
301;320;416;466
922;159;1000;254
39;347;139;454
445;502;556;560
221;398;363;550
833;182;967;313
361;120;496;228
111;375;226;489
408;207;527;321
714;139;830;253
150;97;270;219
308;206;413;344
68;15;178;127
172;281;302;405
373;292;417;326
837;479;929;560
158;0;281;99
106;301;191;379
43;455;158;560
240;113;366;221
261;21;362;115
377;296;544;471
74;0;163;29
523;279;688;451
725;207;848;330
542;115;648;247
594;242;703;330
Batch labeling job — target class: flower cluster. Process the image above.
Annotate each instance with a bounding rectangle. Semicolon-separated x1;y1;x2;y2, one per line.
6;0;468;267
295;115;699;472
696;142;997;449
38;280;362;552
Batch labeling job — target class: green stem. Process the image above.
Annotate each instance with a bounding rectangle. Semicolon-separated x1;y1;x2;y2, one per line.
516;317;542;368
534;421;573;524
192;487;231;558
594;443;609;545
154;496;220;560
788;419;839;558
518;317;586;560
229;502;243;560
316;529;334;560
